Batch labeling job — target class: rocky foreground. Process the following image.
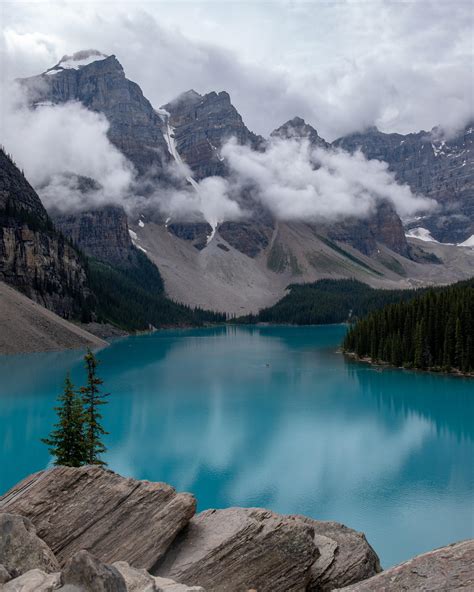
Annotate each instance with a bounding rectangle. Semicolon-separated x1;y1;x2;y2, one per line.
0;466;472;591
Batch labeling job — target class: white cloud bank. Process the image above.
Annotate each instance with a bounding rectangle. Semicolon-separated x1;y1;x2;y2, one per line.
222;137;434;222
1;84;433;225
2;86;135;212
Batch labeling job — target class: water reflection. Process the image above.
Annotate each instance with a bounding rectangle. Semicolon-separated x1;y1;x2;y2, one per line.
0;325;472;568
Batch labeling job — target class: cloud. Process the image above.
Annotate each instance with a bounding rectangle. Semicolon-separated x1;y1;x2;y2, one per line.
1;84;136;212
1;80;433;226
221;136;435;222
1;1;472;140
152;175;243;229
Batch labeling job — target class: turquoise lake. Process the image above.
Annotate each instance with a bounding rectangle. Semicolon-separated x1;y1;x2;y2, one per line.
0;325;473;568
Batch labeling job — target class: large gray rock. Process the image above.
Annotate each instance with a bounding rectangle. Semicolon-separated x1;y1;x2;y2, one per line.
113;561;205;592
290;516;381;591
111;562;155;592
61;550;127;592
336;539;474;591
2;569;61;592
0;466;196;570
154;507;318;592
0;513;60;578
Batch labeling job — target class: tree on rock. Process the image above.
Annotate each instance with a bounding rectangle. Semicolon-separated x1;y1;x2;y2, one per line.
81;349;109;466
42;374;87;467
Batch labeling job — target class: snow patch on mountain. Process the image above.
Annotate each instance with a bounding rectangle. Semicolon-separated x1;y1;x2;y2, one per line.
405;227;439;243
44;50;108;75
458;235;474;247
159;109;218;244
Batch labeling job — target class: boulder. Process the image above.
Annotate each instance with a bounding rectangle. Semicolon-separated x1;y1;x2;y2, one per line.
61;550;127;592
0;513;60;577
154;507;318;592
2;569;61;592
153;577;205;592
336;539;474;591
0;466;196;570
290;516;381;590
112;561;156;592
113;561;206;592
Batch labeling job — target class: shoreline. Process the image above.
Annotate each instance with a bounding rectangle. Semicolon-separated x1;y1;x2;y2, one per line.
343;351;474;378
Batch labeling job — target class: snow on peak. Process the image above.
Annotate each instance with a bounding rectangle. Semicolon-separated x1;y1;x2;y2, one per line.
44;50;109;75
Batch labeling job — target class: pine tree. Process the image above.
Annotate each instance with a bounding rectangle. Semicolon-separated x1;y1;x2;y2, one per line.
342;278;473;374
80;349;109;466
42;374;87;467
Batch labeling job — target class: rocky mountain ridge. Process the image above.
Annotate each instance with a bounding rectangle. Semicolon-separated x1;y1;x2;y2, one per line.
0;466;472;591
21;51;171;177
334;123;474;243
0;148;92;319
12;52;474;316
162;89;264;180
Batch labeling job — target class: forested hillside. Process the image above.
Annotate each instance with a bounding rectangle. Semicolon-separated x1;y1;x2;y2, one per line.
88;250;225;331
343;279;474;374
242;279;425;325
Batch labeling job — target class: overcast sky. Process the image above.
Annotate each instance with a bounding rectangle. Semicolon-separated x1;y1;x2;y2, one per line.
1;0;473;140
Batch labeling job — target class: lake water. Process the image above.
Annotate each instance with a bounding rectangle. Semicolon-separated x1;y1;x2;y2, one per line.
0;325;472;568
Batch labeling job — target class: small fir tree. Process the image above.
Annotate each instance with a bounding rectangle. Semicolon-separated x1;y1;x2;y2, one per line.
42;374;87;467
80;349;109;466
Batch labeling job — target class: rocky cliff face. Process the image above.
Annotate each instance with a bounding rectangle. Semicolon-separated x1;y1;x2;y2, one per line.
0;149;91;318
20;51;170;177
163;89;264;180
322;202;410;257
53;205;137;266
334;124;474;243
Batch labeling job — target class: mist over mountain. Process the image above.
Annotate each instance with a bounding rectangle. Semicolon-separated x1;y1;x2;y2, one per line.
1;47;473;315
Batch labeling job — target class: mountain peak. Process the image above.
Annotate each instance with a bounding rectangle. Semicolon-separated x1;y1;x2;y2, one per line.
271;117;329;148
44;49;110;75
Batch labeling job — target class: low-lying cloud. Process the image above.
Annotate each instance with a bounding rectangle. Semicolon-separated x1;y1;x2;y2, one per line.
2;85;135;212
221;137;434;222
2;86;434;227
153;175;243;229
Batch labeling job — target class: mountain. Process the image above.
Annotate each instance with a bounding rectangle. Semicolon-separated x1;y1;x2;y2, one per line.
0;148;92;319
334;124;474;244
162;89;264;179
270;117;409;257
20;50;170;177
13;53;474;317
271;116;329;148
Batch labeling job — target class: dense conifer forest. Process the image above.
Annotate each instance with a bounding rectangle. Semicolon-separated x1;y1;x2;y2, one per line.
88;251;225;331
343;278;474;374
241;279;426;325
